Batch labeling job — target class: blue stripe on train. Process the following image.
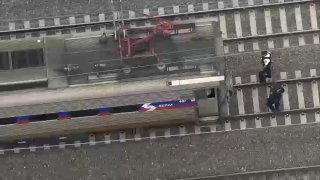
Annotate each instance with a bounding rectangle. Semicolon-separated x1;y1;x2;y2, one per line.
16;115;30;124
58;112;70;120
12;99;196;125
99;107;110;116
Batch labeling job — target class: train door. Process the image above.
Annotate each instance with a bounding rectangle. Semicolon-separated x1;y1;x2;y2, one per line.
194;87;219;121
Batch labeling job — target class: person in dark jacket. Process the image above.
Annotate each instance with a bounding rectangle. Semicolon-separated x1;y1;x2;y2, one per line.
99;32;108;44
267;86;285;112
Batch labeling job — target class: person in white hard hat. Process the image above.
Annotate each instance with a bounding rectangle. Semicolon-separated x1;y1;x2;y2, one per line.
259;51;272;83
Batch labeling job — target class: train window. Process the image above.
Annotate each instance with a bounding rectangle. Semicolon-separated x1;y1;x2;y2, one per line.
195;14;204;19
0;36;10;40
91;25;100;31
31;32;40;37
0;52;9;70
62;29;71;34
27;49;44;67
16;34;26;39
174;23;196;34
76;27;86;33
180;16;189;21
0;117;16;125
12;51;27;69
11;49;44;69
207;88;216;98
29;113;58;122
136;21;146;27
46;30;56;36
110;105;140;113
69;109;99;118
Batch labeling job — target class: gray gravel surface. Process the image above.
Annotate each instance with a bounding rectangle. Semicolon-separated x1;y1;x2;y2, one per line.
0;0;111;21
1;123;320;179
0;0;258;22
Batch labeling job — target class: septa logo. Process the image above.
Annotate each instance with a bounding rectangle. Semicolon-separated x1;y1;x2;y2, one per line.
139;103;157;112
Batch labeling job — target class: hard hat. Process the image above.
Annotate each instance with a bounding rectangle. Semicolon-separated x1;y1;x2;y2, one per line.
263;52;271;58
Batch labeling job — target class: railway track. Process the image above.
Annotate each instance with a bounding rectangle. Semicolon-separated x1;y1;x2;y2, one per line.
0;0;319;156
179;165;320;180
230;68;320;117
0;3;318;179
218;0;320;54
1;0;318;57
0;0;311;33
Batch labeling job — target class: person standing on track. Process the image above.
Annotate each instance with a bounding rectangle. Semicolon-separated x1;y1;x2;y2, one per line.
259;51;272;83
267;86;285;113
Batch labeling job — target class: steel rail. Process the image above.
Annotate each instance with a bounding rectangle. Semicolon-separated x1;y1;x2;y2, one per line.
225;106;320;119
1;115;320;155
223;29;320;42
177;165;320;180
0;0;313;35
0;0;311;23
233;75;320;88
227;76;320;119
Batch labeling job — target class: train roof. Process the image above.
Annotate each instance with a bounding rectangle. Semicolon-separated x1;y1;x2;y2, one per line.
0;73;223;118
0;37;44;52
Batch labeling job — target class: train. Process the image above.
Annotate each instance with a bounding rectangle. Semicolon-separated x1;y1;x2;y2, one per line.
0;15;228;141
0;14;221;89
0;75;228;141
